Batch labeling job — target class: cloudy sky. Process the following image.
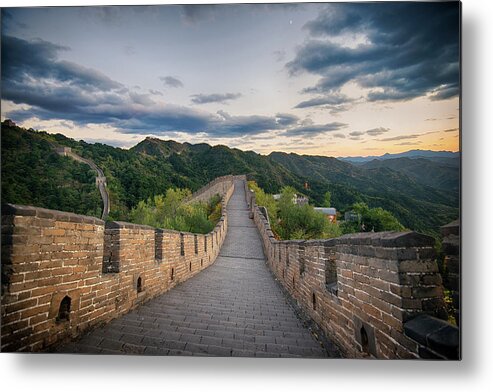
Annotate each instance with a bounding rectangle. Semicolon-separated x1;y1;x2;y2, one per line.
1;2;460;157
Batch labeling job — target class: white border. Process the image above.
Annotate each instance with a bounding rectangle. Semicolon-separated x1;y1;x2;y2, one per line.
1;0;492;391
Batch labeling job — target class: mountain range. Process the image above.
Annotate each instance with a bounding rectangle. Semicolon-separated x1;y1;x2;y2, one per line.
339;149;460;164
359;157;460;192
1;123;459;236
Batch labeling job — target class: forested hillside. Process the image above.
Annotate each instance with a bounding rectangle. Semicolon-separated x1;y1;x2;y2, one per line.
1;123;459;235
1;124;102;217
360;157;460;193
268;152;459;235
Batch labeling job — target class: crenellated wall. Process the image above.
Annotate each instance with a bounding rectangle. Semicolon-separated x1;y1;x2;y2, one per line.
1;176;235;352
440;219;460;327
244;181;459;359
185;175;236;204
0;175;460;358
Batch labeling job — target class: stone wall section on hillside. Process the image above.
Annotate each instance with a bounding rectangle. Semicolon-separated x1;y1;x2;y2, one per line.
1;176;236;352
55;148;110;220
184;175;236;204
244;180;459;359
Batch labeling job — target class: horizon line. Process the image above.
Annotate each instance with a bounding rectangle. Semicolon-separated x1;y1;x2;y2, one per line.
2;118;460;159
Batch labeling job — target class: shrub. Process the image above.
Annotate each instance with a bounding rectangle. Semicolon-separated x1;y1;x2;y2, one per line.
129;188;221;234
251;183;342;240
341;202;405;233
248;180;277;223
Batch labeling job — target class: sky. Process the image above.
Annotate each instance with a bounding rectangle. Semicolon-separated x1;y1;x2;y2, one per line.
1;2;460;157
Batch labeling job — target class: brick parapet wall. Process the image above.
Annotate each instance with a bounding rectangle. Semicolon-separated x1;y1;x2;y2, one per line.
246;183;459;359
1;178;234;352
440;219;460;327
185;175;242;204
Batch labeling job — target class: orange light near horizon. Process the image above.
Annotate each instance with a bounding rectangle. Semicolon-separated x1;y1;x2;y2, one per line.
266;128;460;158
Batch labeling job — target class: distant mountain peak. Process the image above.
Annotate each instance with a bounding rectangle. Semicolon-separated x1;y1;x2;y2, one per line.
339;149;460;164
132;136;192;156
3;122;459;236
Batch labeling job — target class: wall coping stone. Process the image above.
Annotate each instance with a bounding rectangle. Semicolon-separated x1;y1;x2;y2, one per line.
268;230;435;248
3;174;233;236
404;314;459;359
105;221;156;231
1;176;235;352
249;185;457;359
185;175;234;202
107;193;230;234
2;203;104;225
440;219;460;237
254;204;435;248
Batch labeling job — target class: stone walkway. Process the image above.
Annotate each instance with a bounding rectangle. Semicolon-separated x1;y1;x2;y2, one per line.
57;180;329;357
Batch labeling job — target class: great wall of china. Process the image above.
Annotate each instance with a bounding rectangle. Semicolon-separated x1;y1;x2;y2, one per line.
245;182;459;359
1;175;235;352
1;176;460;358
55;146;110;220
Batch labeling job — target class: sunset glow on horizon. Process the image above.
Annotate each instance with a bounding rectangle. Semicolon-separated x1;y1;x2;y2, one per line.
1;2;460;157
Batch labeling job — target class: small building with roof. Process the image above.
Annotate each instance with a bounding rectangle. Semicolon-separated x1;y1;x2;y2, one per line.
314;207;337;223
273;193;309;206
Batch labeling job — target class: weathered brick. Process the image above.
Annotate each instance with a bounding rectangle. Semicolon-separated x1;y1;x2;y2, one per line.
354;289;371;303
5;298;37;314
43;229;66;236
2;178;454;360
412;286;443;299
20;304;50;319
399;259;439;273
361;303;382;320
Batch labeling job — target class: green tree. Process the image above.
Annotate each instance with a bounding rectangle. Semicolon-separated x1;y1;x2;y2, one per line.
248;180;278;223
323;190;332;207
276;186;341;240
249;182;342;240
341;202;405;233
129;188;221;234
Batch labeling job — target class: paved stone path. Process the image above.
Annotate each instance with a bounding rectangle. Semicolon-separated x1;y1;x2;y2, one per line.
57;180;329;357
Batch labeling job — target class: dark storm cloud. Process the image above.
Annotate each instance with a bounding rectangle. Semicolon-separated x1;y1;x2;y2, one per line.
2;35;339;140
304;4;364;37
275;113;299;126
349;130;364;140
149;89;163;96
2;8;13;20
282;122;346;137
1;9;27;30
287;2;459;102
2;35;122;91
129;91;155;106
181;5;218;24
191;93;242;105
108;106;215;134
2;35;295;138
300;66;361;94
332;133;346;139
1;35;127;123
160;76;184;88
366;127;390;136
294;93;353;109
378;134;420;142
211;112;283;136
